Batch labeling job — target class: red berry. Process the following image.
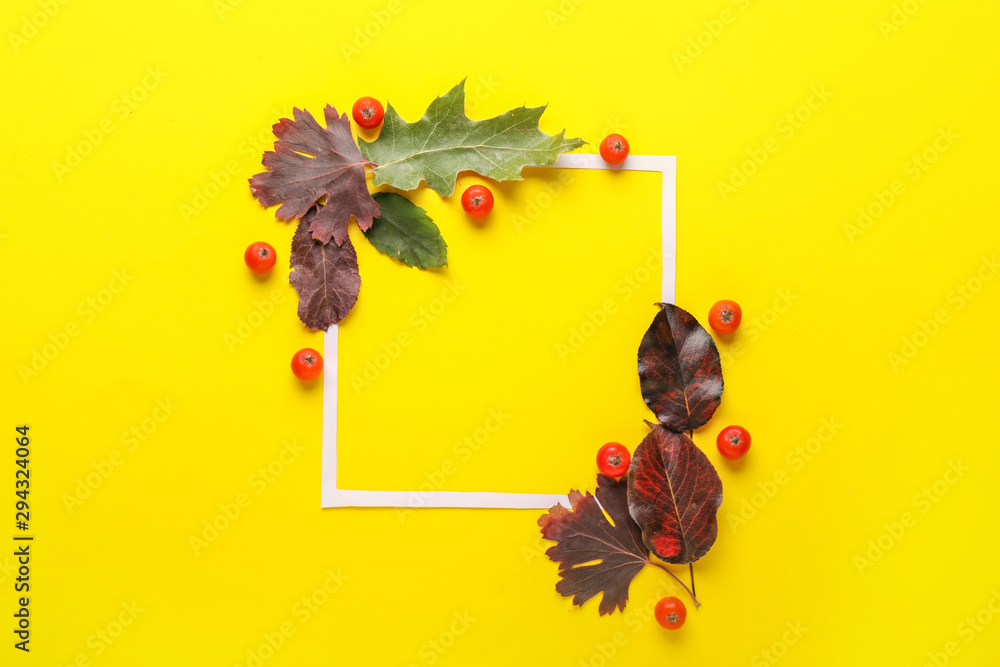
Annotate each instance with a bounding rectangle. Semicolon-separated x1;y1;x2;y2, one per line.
291;348;323;381
596;442;631;478
708;299;742;334
461;184;494;219
352;96;384;129
654;597;686;629
244;242;277;274
599;134;629;165
717;425;751;460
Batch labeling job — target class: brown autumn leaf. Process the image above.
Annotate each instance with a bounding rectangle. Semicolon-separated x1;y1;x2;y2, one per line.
250;105;380;246
638;302;724;432
538;474;650;615
627;425;723;564
289;206;361;330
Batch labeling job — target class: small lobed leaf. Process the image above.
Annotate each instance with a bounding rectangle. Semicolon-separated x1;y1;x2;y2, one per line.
363;192;447;269
359;79;585;197
638;302;724;432
627;426;723;564
289;206;361;330
538;475;650;615
250;105;380;246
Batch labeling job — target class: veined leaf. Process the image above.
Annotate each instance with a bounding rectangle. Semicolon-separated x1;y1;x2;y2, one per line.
627;426;723;564
250;105;380;246
364;192;447;269
359;80;585;196
638;303;724;432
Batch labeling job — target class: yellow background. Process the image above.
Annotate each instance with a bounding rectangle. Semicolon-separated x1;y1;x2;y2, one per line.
3;0;999;665
339;167;664;495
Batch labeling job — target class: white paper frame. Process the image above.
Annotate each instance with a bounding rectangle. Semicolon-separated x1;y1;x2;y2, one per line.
321;154;677;508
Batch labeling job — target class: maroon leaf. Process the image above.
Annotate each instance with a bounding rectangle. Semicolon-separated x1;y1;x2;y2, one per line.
538;475;650;615
627;426;723;564
250;105;380;246
289;207;361;330
638;302;724;432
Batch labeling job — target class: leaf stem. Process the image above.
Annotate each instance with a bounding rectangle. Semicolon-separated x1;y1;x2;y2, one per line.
684;431;697;600
648;561;701;608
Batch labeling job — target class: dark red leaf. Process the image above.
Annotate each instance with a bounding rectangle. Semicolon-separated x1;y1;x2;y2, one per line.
250;105;380;246
289;207;361;329
538;475;650;615
638;302;724;432
627;426;723;564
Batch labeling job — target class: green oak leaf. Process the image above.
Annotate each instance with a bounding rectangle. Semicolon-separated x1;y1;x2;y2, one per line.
359;80;585;196
363;192;447;269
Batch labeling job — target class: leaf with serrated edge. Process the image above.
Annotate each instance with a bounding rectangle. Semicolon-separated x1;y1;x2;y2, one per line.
638;302;724;432
627;426;723;564
250;105;380;246
539;475;650;615
289;207;361;330
363;192;447;269
359;79;585;196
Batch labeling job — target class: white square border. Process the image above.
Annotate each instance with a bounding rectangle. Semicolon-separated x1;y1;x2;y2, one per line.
321;154;677;508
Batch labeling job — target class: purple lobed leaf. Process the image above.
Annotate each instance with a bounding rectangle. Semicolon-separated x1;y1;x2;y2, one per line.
539;475;650;615
250;105;380;246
